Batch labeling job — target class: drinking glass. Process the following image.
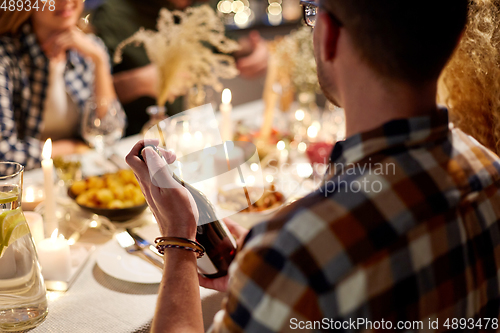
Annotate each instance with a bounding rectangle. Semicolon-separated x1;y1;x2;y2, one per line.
0;162;48;332
81;100;127;158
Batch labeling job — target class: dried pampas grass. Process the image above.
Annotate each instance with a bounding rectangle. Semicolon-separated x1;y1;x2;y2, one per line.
439;0;500;154
114;5;240;106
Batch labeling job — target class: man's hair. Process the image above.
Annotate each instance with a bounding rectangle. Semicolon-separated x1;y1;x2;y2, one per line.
325;0;468;84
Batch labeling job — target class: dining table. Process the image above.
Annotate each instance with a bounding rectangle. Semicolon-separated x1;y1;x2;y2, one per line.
24;142;227;333
24;99;303;333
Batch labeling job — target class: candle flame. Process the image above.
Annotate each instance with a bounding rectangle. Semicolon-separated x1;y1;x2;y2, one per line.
222;88;232;104
297;163;313;178
42;139;52;160
298;142;307;152
307;125;318;138
51;228;58;241
25;187;35;202
295;109;305;121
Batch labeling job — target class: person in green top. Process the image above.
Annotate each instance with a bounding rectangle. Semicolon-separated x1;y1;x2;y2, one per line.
90;0;268;136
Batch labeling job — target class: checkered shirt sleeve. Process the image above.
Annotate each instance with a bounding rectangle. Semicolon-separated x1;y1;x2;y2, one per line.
209;110;500;333
0;56;42;169
0;23;122;170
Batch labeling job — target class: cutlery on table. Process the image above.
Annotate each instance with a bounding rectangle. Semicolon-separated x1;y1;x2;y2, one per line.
108;153;128;170
115;231;164;271
126;229;163;258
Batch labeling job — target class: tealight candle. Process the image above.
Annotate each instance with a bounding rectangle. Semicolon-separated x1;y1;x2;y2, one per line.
220;88;233;142
24;212;44;246
21;185;44;211
37;229;71;281
41;139;58;237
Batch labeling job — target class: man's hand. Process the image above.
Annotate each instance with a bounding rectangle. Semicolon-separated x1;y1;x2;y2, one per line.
52;139;89;156
235;31;269;79
126;139;199;240
113;65;159;104
198;218;248;292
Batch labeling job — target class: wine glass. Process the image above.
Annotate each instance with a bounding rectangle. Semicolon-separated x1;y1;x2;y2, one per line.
81;100;127;161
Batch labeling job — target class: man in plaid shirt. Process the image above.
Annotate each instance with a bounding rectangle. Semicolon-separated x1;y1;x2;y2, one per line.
127;0;500;332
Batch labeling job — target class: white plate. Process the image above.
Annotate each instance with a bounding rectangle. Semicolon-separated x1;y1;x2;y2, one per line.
96;239;162;284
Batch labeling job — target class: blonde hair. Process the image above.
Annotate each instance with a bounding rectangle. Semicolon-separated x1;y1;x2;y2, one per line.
0;11;32;35
439;0;500;154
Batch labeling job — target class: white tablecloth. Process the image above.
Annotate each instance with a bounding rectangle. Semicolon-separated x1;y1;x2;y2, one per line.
29;250;224;333
26;99;301;332
25;101;267;333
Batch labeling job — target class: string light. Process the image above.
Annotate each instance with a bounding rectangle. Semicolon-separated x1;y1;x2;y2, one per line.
217;0;254;28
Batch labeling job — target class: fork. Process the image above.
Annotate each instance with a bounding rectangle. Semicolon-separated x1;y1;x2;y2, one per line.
115;231;164;271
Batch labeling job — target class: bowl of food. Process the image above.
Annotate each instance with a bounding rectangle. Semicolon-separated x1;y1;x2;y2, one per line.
217;184;285;228
68;170;148;222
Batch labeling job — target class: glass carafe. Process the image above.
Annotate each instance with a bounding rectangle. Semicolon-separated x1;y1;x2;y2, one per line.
0;162;48;331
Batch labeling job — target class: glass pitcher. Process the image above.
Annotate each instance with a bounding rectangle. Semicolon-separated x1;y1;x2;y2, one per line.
0;162;48;331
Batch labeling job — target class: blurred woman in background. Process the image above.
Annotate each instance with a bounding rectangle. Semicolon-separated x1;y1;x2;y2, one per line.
0;0;121;169
439;0;500;154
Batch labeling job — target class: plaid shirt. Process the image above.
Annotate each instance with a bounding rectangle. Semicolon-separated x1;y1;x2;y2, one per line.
0;23;104;170
210;109;500;332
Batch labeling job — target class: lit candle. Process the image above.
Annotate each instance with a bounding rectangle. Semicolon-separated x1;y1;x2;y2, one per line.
296;163;313;179
277;140;288;165
21;185;44;211
24;212;44;246
42;139;57;237
37;229;71;281
307;121;321;141
220;88;233;142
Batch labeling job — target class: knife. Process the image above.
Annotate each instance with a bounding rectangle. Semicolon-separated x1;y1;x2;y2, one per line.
126;229;163;258
116;231;164;270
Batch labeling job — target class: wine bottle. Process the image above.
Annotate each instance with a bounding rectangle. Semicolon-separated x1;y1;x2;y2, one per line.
140;145;237;278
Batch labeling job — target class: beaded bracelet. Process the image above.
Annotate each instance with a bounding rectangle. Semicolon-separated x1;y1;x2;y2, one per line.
154;237;206;259
156;244;205;258
155;237;205;252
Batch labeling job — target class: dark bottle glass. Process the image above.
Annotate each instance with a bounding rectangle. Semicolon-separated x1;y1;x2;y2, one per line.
140;145;237;278
172;172;237;278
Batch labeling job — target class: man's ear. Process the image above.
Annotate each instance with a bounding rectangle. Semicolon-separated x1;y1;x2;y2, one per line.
318;12;341;62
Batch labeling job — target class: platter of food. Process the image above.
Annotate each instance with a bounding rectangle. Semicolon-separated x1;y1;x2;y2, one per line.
217;185;286;228
68;170;148;222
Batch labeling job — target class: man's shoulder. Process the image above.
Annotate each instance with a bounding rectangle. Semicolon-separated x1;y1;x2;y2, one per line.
242;128;500;283
90;0;135;32
242;190;359;288
91;0;157;31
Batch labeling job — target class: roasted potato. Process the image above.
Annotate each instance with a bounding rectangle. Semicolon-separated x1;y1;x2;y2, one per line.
71;170;146;209
71;180;87;196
